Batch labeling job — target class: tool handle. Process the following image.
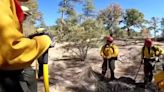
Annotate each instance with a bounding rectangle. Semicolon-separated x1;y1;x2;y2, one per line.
42;50;49;64
43;64;50;92
43;50;50;92
38;50;49;64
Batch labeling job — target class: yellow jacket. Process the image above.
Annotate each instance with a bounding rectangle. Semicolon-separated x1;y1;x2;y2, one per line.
142;45;164;59
100;44;119;59
154;71;164;89
0;0;51;70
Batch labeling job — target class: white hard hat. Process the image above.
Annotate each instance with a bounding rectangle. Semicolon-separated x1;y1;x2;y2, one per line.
21;6;31;15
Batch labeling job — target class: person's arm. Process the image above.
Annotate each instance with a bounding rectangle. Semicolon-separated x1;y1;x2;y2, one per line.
158;48;164;55
100;46;106;58
154;46;164;56
110;45;118;58
0;0;51;70
159;47;164;55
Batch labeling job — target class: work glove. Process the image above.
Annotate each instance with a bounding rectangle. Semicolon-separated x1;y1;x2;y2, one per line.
155;57;160;62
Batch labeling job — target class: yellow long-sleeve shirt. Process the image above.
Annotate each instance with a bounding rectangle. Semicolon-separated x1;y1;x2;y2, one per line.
142;45;164;59
0;0;51;70
100;44;119;59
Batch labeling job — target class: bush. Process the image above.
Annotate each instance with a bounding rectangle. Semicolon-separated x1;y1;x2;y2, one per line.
62;25;103;61
60;19;106;61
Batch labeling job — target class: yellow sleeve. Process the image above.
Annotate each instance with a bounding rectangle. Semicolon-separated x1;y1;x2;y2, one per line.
111;45;119;57
0;0;51;70
162;50;164;55
159;47;164;55
155;46;164;56
159;48;164;55
100;46;105;57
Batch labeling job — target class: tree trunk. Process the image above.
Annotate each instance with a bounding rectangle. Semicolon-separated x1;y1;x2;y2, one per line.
154;29;156;41
127;28;131;37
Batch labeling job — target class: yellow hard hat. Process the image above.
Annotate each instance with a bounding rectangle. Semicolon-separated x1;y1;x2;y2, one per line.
154;71;164;89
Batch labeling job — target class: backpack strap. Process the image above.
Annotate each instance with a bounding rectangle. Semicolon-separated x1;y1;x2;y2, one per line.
102;44;115;55
110;45;115;54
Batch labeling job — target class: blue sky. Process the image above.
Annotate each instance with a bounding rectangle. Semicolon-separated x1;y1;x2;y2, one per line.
38;0;164;26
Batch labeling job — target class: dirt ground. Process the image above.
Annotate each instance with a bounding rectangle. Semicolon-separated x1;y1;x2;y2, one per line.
37;40;164;92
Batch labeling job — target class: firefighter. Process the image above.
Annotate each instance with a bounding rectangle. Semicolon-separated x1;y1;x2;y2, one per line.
100;36;119;80
0;0;51;92
141;38;164;84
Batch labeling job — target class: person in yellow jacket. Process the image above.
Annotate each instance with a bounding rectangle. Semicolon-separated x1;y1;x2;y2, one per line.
0;0;51;92
100;36;119;80
141;38;164;84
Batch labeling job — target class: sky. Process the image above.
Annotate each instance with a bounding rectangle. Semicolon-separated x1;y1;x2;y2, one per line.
38;0;164;26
